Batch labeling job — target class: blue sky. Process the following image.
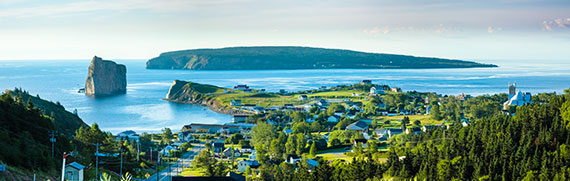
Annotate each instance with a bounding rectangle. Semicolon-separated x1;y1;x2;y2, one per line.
0;0;569;61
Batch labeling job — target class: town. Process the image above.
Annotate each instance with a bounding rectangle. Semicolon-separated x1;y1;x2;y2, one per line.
93;80;536;180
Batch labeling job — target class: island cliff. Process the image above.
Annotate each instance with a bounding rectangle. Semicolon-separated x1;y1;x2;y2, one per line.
146;46;497;70
85;56;127;96
165;80;245;115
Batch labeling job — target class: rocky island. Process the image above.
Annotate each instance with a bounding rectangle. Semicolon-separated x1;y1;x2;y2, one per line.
85;56;127;96
146;46;497;70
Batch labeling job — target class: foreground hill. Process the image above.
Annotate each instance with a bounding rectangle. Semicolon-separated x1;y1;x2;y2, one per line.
0;89;88;179
146;46;496;70
6;89;88;136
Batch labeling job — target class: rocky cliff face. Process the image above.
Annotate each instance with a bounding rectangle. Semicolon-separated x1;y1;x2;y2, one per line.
85;56;127;96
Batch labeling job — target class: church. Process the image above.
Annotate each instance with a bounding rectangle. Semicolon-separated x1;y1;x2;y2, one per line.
503;83;533;110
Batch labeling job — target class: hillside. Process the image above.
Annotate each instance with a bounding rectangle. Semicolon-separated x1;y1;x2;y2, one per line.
0;89;80;178
7;89;88;137
146;46;496;70
164;80;245;115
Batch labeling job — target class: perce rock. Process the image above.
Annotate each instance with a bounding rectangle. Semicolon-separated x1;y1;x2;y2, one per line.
85;56;127;96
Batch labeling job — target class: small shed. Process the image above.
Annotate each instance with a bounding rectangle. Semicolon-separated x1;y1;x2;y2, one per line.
65;162;85;181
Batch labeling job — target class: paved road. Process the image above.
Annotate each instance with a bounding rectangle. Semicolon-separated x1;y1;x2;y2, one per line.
145;144;204;181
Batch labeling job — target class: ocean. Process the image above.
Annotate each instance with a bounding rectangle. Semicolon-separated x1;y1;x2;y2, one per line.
1;59;569;134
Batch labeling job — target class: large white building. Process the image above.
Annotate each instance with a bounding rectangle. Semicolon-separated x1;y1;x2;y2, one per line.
503;83;533;110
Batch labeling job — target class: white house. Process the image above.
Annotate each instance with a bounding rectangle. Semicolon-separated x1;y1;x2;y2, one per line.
283;129;293;135
298;94;309;100
237;159;260;172
159;145;176;157
65;162;85;181
370;86;385;95
327;116;339;123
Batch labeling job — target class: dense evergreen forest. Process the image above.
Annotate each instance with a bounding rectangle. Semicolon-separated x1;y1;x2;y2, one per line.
0;89;166;180
249;89;570;180
146;46;496;70
0;89;73;174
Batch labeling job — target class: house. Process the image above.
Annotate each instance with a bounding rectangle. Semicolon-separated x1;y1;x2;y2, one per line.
375;129;387;136
391;87;402;93
306;118;315;123
212;143;225;154
178;132;194;142
456;93;471;103
317;99;329;107
115;130;139;143
237;159;260;172
334;111;344;117
284;104;294;109
159;145;176;157
223;147;237;158
234;85;250;90
370;86;386;95
422;125;438;132
360;80;372;85
185;123;224;133
249;150;257;160
298;94;309;100
345;121;369;132
231;99;242;106
243;89;253;93
64;162;85;181
503;83;533;110
406;128;422;135
233;115;250;123
287;154;301;164
266;119;276;125
283;129;293;135
327;116;340;123
462;119;470;127
388;129;404;138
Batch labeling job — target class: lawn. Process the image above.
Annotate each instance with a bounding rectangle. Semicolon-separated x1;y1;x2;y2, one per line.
318;153;352;162
179;167;205;177
214;93;309;107
372;114;443;127
308;90;368;99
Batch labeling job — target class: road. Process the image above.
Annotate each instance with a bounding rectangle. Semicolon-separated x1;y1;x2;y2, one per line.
145;143;204;181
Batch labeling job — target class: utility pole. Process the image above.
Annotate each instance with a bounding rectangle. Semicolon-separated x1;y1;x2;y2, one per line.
49;130;57;158
168;149;171;180
94;143;101;181
120;148;123;178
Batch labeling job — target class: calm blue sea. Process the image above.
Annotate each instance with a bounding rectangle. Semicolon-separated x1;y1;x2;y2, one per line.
1;59;569;134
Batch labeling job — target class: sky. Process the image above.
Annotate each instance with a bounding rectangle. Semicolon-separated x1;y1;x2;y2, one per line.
0;0;569;61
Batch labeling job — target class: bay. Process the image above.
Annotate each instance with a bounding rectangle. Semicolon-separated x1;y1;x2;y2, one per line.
1;59;569;134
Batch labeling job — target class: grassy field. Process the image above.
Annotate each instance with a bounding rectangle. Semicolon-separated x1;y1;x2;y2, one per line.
214;93;310;107
372;114;443;127
318;153;352;162
308;90;368;98
179;167;205;177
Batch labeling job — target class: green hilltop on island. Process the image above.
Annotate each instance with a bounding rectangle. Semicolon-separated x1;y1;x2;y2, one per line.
146;46;497;70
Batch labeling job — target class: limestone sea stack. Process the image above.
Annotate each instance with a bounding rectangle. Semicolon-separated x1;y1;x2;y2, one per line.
85;56;127;96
